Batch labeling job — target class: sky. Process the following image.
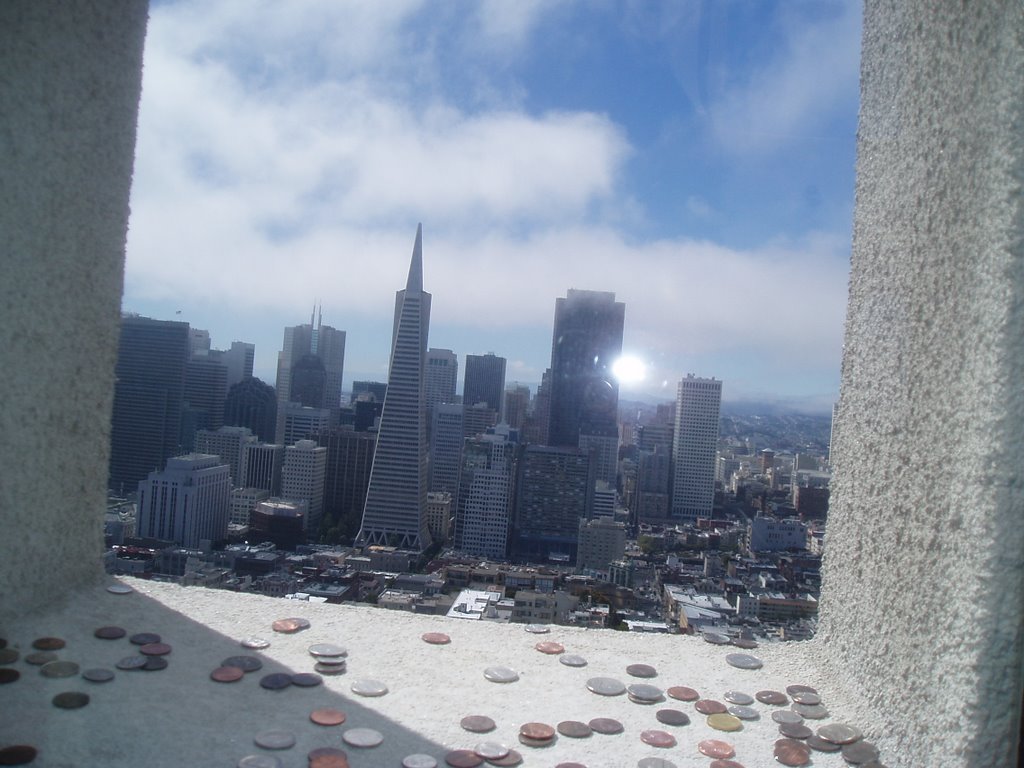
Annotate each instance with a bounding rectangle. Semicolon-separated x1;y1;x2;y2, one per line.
124;0;861;413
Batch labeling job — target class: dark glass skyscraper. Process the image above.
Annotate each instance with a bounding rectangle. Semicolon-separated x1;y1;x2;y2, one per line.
463;353;506;413
224;377;278;442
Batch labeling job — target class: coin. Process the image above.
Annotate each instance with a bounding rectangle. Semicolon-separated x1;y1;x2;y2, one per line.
707;714;742;732
94;626;127;640
52;691;89;709
32;637;65;651
792;703;829;719
130;633;160;645
536;641;564;655
141;656;167;671
0;649;19;664
308;747;348;759
308;643;347;658
351;678;388;696
694;699;727;715
315;662;348;675
0;668;20;684
586;677;626;696
40;661;79;678
756;690;788;705
774;739;811;767
725;653;762;670
520;722;555;740
223;655;262;672
723;690;753;705
210;666;244;683
241;637;270;650
524;624;550;634
25;651;58;666
702;631;730;645
106;583;134;594
816;723;863;744
402;755;438;768
342;727;384;748
641;730;676;748
237;756;283;768
259;672;292;690
309;755;349;768
791;691;820;705
517;734;555;748
655;708;690;726
667;686;699;701
779;722;812;739
627;683;663;702
422;632;451;645
727;705;758;720
0;746;37;765
805;734;842;752
626;663;657;678
139;642;172;656
271;618;308;634
637;759;677;768
474;741;510;759
560;654;587;667
771;710;803;724
311;707;347;726
785;684;817;696
444;750;483;767
484;666;518;683
697;739;735;759
486;749;523;766
461;715;496;733
291;672;322;687
709;761;745;768
588;717;624;735
842;740;880;764
557;721;592;738
254;730;295;750
116;655;147;670
731;637;758;649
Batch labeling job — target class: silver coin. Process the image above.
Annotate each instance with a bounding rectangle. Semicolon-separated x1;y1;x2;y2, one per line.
81;668;115;683
106;583;134;594
222;655;262;672
723;690;754;705
253;730;295;750
817;723;863;745
627;683;664;702
308;643;347;658
483;666;519;683
343;727;384;748
772;710;804;725
25;651;58;666
725;653;762;670
587;676;626;696
240;637;270;650
474;742;509;760
842;740;880;764
238;755;282;768
402;755;438;768
793;702;829;719
524;624;550;634
350;678;388;696
559;654;588;667
315;661;348;675
727;705;759;720
637;758;678;768
791;690;821;705
702;631;730;645
116;655;148;670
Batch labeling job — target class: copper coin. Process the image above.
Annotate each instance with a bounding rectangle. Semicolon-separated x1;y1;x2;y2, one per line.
0;668;20;684
271;617;308;633
557;720;592;738
342;727;384;748
444;750;483;767
94;626;127;640
130;632;160;645
626;663;657;678
0;649;19;664
25;651;58;666
116;655;147;670
842;740;880;764
519;722;555;741
656;708;690;726
694;699;727;715
308;747;348;759
52;691;89;709
774;739;811;767
816;723;862;744
309;756;348;768
461;715;496;733
756;690;788;705
311;707;346;726
40;661;79;678
785;684;817;696
422;632;451;645
223;655;262;672
588;717;623;735
667;685;699;701
536;641;564;655
486;748;523;766
259;672;292;690
139;642;171;656
791;691;820;705
805;734;842;752
779;722;812;739
32;637;65;651
517;734;555;748
141;656;167;671
0;745;37;765
640;730;676;748
706;713;742;732
473;742;509;760
697;739;735;759
709;762;746;768
210;665;244;683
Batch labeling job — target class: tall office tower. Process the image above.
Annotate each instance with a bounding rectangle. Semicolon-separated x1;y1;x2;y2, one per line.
281;439;327;536
136;454;231;548
636;422;674;453
463;353;506;413
425;348;458;426
429;403;464;511
671;375;723;521
194;426;256;485
521;369;551;445
578;431;619;488
547;289;625;448
182;355;228;449
280;402;331;446
456;428;515;560
316;426;376;544
274;307;345;443
224;377;277;442
216;341;255;388
511;445;595;564
463;402;498;440
189;328;211;357
636;445;672;523
503;385;530;430
108;316;190;493
240;442;284;495
356;225;432;550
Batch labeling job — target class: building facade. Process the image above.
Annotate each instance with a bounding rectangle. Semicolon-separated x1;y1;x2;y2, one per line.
223;376;277;442
136;454;231;548
280;439;327;536
671;375;722;521
463;353;506;414
457;430;515;560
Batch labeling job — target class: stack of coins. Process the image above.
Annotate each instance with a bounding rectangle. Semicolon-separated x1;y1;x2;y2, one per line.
308;643;347;675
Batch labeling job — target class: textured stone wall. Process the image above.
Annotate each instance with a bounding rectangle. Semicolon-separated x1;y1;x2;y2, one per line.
819;1;1024;765
0;3;149;621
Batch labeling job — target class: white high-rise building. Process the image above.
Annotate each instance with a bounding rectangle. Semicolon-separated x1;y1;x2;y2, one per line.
194;425;256;485
281;439;327;535
136;454;231;548
240;442;284;495
457;428;515;560
671;375;722;521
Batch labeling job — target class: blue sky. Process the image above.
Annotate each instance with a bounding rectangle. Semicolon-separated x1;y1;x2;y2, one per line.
125;1;861;412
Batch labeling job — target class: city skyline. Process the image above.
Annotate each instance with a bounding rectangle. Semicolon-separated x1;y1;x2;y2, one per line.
122;2;859;413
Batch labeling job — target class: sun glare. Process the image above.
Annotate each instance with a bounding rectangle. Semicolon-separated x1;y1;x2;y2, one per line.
612;355;646;384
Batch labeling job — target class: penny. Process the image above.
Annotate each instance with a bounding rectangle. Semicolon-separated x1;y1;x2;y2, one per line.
290;672;322;687
791;691;820;705
0;746;37;765
40;661;79;678
139;642;172;656
129;633;160;645
315;662;348;675
342;727;383;748
486;748;523;766
350;678;387;696
725;653;762;670
308;643;347;658
25;651;58;666
817;723;863;744
536;641;564;655
586;676;626;696
116;655;147;670
237;756;283;768
94;626;127;640
771;710;804;725
141;656;167;671
309;755;349;768
655;708;690;726
806;734;842;752
241;637;271;650
524;624;550;634
709;762;746;768
0;649;19;664
557;720;592;738
52;691;89;709
637;759;677;768
640;729;676;748
483;666;518;683
474;741;509;759
694;699;727;715
560;654;588;667
723;690;754;705
402;755;438;768
588;717;623;735
756;690;788;705
422;632;451;645
444;750;483;767
271;618;308;634
842;740;880;764
706;713;742;732
774;739;811;767
702;631;730;645
667;685;700;701
697;739;735;759
106;583;134;594
727;705;759;720
517;734;555;748
209;665;243;682
461;715;496;733
731;637;758;649
223;655;262;672
259;672;292;690
792;702;829;719
785;684;817;696
308;747;348;759
32;637;65;651
254;730;296;750
0;668;20;684
779;722;812;739
626;663;657;678
519;722;555;741
311;707;346;726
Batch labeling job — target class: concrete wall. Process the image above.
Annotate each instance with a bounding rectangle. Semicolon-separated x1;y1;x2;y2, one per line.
0;2;149;621
819;1;1024;765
